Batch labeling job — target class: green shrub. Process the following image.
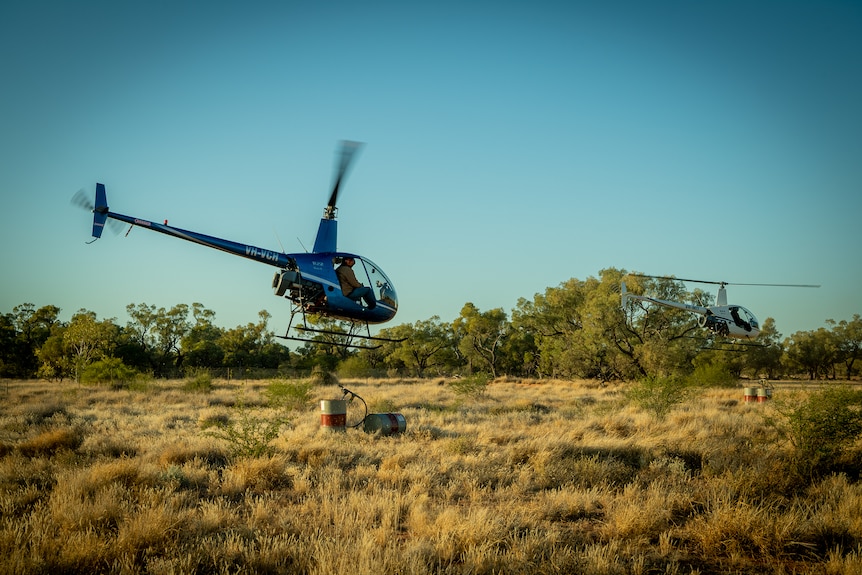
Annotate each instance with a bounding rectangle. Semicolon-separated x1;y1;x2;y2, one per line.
204;401;289;459
310;365;338;387
625;375;693;420
80;357;139;389
777;385;862;479
449;373;491;399
369;398;397;413
183;368;213;393
264;378;314;411
337;355;375;378
689;362;737;388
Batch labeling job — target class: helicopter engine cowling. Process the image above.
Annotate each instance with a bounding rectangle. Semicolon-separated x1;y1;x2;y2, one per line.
273;270;301;297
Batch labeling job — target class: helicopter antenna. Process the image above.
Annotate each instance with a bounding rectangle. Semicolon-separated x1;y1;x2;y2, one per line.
273;228;286;253
296;237;309;253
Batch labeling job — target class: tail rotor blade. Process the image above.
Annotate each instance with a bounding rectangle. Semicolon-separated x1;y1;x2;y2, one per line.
70;188;93;211
72;183;123;240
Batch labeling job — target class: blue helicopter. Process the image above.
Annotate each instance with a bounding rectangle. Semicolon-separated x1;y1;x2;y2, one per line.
75;141;399;348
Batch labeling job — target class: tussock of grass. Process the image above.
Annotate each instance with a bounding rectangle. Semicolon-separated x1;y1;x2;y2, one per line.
156;440;228;469
17;427;83;457
0;378;860;574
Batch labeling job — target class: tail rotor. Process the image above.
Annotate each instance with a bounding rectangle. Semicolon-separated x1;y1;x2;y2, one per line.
71;183;116;242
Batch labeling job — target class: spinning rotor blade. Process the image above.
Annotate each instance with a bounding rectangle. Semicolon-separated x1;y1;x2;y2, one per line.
70;188;93;211
70;187;124;236
715;281;821;288
629;274;726;285
326;140;364;211
628;274;820;288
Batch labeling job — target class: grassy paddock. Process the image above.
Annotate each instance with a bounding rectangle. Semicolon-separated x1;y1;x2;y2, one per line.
0;377;860;574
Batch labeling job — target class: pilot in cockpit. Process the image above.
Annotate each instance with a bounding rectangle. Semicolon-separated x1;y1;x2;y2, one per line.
335;257;377;309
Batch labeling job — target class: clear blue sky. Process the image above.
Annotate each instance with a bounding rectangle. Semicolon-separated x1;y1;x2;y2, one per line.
2;0;860;343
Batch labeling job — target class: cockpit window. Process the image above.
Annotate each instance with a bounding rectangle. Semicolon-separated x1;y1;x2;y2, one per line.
333;254;398;310
739;307;758;329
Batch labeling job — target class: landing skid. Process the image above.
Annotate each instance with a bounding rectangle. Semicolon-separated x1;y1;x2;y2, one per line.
276;307;406;350
684;335;766;352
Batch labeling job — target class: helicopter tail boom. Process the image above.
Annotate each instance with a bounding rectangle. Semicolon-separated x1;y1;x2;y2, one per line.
620;281;709;316
89;183;295;269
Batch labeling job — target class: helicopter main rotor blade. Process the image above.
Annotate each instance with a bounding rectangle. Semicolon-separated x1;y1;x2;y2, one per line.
326;140;364;210
718;282;821;288
628;274;726;286
628;274;820;288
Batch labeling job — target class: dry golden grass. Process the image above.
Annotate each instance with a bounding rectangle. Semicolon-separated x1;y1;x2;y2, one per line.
0;377;860;574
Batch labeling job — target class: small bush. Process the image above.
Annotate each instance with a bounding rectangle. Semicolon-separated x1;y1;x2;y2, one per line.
777;385;862;479
449;373;491;399
337;355;374;378
199;411;230;429
625;375;693;420
184;369;214;393
310;365;338;387
204;395;290;459
80;358;139;388
369;398;398;413
689;362;737;388
264;378;314;411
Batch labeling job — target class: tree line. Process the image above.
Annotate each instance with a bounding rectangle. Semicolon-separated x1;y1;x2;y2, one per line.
2;269;859;382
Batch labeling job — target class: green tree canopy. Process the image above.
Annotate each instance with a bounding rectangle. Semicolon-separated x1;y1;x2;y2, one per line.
380;316;456;377
453;303;509;377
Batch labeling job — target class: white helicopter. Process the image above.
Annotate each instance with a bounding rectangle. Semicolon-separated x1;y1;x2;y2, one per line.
621;275;820;340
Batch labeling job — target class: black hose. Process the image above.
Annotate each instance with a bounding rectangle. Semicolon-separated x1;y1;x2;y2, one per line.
339;384;368;428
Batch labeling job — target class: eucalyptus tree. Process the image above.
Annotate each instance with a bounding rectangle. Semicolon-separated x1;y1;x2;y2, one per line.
153;304;191;374
125;302;192;376
63;309;118;382
182;303;225;368
379;316;456;377
741;317;784;379
620;273;703;377
784;328;837;380
452;303;509;377
512;277;587;379
219;310;289;370
828;314;862;379
35;323;70;380
5;304;62;377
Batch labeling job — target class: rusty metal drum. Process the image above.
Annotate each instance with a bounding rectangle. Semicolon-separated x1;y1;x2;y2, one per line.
320;399;347;431
363;413;406;435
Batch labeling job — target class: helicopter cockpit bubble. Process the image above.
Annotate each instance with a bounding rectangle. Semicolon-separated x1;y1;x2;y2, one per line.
729;306;758;332
332;254;398;311
738;306;758;330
